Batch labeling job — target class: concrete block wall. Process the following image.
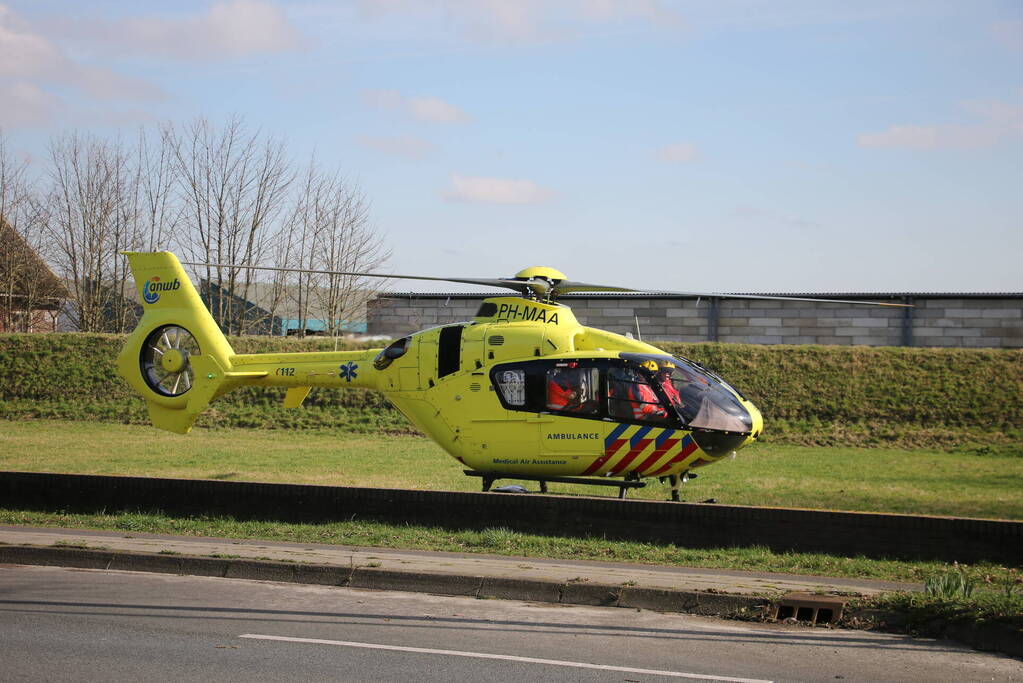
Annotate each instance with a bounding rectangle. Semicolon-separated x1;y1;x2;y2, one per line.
716;299;904;346
571;298;709;343
367;294;1023;348
368;297;479;336
912;298;1023;348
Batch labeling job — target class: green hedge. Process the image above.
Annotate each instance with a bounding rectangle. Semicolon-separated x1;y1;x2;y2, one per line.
2;334;1020;450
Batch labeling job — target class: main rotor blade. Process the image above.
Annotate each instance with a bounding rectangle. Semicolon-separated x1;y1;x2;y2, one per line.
562;285;912;307
180;262;537;295
181;261;911;307
551;280;638;295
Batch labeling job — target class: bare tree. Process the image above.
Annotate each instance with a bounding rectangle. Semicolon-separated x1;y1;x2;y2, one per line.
267;162;313;336
276;162;389;339
45;132;139;333
136;127;181;252
166;115;293;334
5;117;389;338
309;169;389;339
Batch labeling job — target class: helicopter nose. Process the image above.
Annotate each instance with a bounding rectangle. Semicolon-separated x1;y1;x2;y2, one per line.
688;399;762;458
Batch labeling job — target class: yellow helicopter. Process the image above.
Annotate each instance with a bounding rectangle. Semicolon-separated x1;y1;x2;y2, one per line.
117;252;907;500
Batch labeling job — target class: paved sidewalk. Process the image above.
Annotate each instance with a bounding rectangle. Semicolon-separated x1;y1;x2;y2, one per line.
0;525;919;597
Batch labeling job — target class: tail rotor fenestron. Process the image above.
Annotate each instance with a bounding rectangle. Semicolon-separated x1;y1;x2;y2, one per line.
141;324;200;397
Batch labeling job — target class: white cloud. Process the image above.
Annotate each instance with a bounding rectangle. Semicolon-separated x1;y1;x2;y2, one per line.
0;81;58;127
357;134;436;159
858;98;1023;151
0;5;66;79
408;96;470;124
444;173;556;204
0;4;165;127
656;142;699;163
47;0;304;61
356;0;683;43
363;89;470;124
992;20;1023;52
858;124;997;151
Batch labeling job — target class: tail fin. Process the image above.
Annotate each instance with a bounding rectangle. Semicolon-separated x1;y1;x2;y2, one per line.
116;252;236;434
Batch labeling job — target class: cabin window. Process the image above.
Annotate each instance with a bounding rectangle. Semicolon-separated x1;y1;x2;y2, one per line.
495;369;527;405
606;366;671;424
620;352;753;433
437;325;463;377
488;357;753;430
373;336;411;370
545;365;600;416
492;359;675;426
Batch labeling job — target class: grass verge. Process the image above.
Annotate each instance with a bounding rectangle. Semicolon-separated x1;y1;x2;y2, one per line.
845;572;1023;649
3;420;1023;518
1;506;1015;586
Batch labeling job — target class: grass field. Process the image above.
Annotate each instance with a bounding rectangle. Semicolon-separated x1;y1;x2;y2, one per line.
3;419;1022;520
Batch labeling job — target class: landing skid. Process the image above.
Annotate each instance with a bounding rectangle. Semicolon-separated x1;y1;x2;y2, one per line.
464;470;646;499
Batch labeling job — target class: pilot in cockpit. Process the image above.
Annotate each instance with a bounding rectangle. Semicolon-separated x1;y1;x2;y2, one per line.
547;368;580;411
652;360;684;411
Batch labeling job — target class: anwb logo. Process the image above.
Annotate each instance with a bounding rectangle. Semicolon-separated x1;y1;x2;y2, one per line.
143;277;181;304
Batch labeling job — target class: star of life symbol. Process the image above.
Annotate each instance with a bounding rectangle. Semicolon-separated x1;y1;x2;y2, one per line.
339;361;358;382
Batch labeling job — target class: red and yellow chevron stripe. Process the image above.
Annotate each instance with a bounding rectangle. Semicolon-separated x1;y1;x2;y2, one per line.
582;424;710;477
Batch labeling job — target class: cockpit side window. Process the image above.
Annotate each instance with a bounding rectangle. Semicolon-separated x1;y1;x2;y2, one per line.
620;352;753;434
490;359;679;427
607;366;671;424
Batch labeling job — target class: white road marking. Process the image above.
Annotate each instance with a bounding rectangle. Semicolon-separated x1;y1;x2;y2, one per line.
239;633;772;682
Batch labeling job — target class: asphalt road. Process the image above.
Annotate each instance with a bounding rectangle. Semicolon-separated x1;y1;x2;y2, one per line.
1;565;1020;682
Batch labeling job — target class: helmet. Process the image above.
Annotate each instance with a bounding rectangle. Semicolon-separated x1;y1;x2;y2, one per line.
661;360;676;370
640;359;659;373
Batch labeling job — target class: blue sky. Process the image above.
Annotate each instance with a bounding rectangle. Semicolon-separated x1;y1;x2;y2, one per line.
2;0;1021;293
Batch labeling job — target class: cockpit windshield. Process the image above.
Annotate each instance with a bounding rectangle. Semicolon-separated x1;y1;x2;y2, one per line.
620;353;753;434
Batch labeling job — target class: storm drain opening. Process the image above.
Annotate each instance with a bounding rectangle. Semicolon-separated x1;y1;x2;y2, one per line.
771;593;846;626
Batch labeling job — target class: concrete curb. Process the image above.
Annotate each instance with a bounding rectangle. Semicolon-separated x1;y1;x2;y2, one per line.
5;543;1019;661
0;544;767;618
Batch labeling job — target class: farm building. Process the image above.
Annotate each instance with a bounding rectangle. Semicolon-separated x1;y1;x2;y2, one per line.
0;218;67;333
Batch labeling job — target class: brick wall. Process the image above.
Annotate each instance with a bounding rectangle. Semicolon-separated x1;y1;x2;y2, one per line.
367;294;1023;348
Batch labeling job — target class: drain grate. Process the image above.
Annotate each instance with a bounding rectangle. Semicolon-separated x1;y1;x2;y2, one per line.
771;593;847;625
